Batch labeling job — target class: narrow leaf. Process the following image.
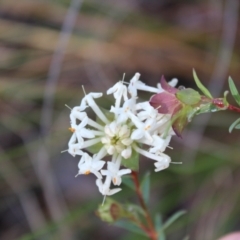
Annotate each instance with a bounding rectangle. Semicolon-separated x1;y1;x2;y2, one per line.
122;176;135;190
161;210;186;231
228;77;240;106
235;123;240;129
155;214;166;240
140;172;150;204
193;69;213;99
229;118;240;133
114;220;146;236
223;91;229;106
126;204;145;217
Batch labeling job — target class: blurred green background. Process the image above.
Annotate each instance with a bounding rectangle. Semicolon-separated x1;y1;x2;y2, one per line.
0;0;240;239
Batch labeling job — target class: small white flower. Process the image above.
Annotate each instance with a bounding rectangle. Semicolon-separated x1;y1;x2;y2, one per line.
68;134;83;157
148;135;172;153
107;81;128;108
76;153;105;179
136;102;158;122
128;73;159;97
79;92;103;111
128;111;155;142
110;98;135;124
153;153;171;172
96;177;122;196
101;155;131;186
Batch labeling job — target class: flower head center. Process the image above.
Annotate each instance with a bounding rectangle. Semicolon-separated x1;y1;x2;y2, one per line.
111;135;120;145
101;121;133;155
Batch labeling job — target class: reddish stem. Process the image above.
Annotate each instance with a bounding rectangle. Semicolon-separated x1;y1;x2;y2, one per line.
228;104;240;113
212;99;240;113
131;171;157;240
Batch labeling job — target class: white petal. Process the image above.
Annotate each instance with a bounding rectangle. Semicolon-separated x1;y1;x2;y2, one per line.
96;178;103;189
136;81;159;93
115;144;124;153
112;176;121;185
87;118;104;131
79;128;95;138
107;146;115;155
128;111;143;129
116;114;128;124
101;169;108;176
94;147;107;161
121;147;132;159
82;138;102;148
107;188;122;196
93;160;105;171
101;137;110;144
119;125;129;138
131;129;144;140
104;125;114;137
154;160;170;172
168;78;178;87
86;95;109;124
109;121;117;134
91;169;103;179
121;138;133;145
144;131;153;143
118;169;131;176
79;116;89;128
134;145;171;162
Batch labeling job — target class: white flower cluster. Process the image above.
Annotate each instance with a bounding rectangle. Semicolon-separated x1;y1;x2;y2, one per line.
67;73;178;197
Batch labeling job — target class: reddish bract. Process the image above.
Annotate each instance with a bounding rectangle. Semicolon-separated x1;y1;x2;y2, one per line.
150;76;185;137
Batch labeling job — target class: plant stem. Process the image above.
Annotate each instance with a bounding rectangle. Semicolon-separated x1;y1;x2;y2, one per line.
228;104;240;113
131;171;158;240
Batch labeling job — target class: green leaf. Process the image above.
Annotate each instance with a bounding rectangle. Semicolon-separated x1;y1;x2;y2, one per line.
176;88;201;105
126;204;145;217
182;236;190;240
122;176;135;190
235;123;240;129
223;91;229;106
228;77;240;106
160;210;186;231
229;118;240;133
114;220;147;236
155;214;163;229
121;148;139;171
155;214;166;240
140;172;150;204
193;69;213;99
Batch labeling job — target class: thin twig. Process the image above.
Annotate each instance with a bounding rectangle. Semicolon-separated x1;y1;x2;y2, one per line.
131;171;157;240
228;104;240;113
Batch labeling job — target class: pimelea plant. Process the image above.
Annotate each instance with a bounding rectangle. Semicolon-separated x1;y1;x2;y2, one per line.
65;71;240;240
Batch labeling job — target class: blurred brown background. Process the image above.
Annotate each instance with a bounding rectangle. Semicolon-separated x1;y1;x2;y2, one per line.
0;0;240;239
